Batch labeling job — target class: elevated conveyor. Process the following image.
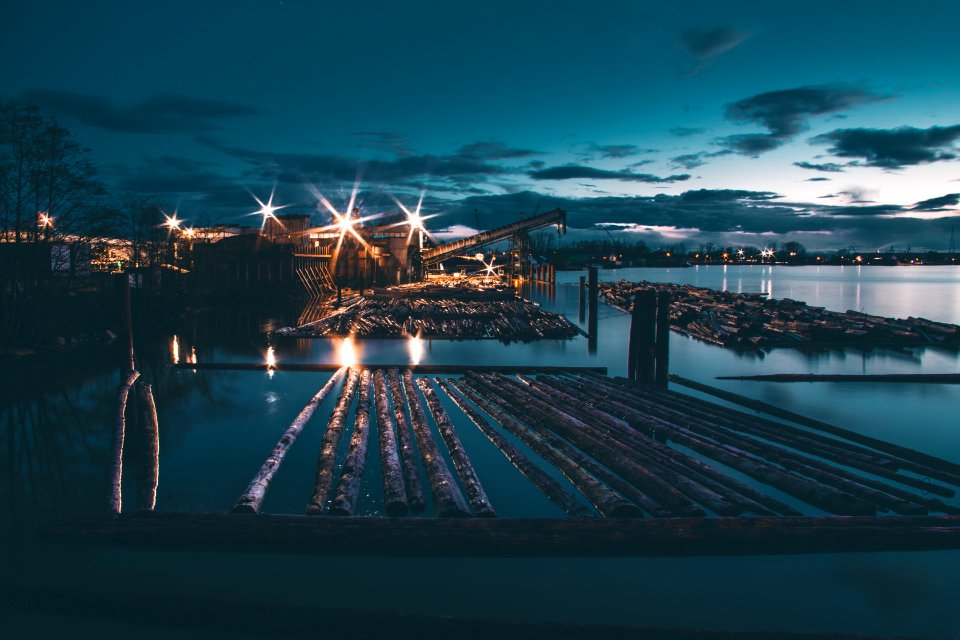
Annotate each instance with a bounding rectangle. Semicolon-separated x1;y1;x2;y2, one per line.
421;208;566;268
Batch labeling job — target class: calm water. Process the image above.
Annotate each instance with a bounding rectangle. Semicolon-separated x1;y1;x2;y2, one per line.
4;265;960;638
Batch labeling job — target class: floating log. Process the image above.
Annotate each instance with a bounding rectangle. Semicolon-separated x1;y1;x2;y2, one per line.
454;378;644;518
718;373;960;383
416;378;496;517
401;370;470;517
48;512;960;557
109;369;140;514
516;374;739;516
329;370;373;516
372;370;408;516
387;368;426;513
136;381;160;512
536;375;798;516
173;362;606;375
483;372;706;517
436;378;593;518
600;279;960;351
306;369;360;514
615;376;958;500
233;368;347;514
668;375;960;485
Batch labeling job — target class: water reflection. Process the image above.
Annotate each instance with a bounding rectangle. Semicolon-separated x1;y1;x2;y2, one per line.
338;336;358;366
408;333;424;365
266;345;277;378
171;335;180;364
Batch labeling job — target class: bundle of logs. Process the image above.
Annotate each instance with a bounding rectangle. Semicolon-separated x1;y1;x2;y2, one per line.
276;283;580;342
600;280;960;351
232;367;960;520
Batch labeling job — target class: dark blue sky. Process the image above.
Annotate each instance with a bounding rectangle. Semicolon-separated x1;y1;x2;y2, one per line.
3;0;959;249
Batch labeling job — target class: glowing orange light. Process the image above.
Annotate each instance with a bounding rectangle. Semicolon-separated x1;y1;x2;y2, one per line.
408;333;424;365
38;212;54;229
171;335;180;364
163;213;182;230
338;337;358;367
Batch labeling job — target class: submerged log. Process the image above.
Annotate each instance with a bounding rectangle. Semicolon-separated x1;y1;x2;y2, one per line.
306;369;360;514
387;368;426;513
416;377;496;517
437;378;593;518
373;369;408;516
136;382;160;512
233;368;347;514
330;370;373;516
401;369;470;517
109;369;140;514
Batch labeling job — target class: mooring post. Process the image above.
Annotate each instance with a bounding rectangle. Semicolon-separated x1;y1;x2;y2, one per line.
655;292;671;388
627;289;657;383
587;265;598;353
120;272;135;371
578;275;586;322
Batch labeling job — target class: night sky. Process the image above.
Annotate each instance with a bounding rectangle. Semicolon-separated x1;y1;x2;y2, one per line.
3;0;959;250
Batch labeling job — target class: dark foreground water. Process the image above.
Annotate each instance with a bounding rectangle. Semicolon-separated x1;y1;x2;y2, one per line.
3;265;960;638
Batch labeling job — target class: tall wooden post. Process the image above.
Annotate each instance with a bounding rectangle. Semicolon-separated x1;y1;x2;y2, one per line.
587;265;598;353
655;292;671;387
628;289;656;383
578;275;586;323
120;273;134;372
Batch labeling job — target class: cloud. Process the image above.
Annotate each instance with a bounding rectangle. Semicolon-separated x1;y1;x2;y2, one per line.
717;85;885;155
678;27;749;75
527;165;690;183
456;141;541;160
810;124;960;168
670;127;705;137
585;144;652;159
794;161;845;173
912;193;959;211
671;149;732;169
24;89;262;133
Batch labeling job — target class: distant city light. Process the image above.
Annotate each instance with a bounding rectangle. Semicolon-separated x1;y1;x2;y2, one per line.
163;213;182;231
251;188;290;228
38;212;54;229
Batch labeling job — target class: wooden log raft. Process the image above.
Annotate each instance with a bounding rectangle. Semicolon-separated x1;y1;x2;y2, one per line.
136;382;160;512
233;368;347;514
400;369;470;517
436;378;593;518
416;377;496;517
109;369;140;514
387;368;426;513
329;370;373;516
453;378;644;518
306;369;360;514
541;374;806;517
473;372;704;517
372;369;408;516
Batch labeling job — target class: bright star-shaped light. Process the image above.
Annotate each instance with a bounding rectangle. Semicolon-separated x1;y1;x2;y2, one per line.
388;191;438;249
163;212;182;231
250;187;290;229
38;212;54;229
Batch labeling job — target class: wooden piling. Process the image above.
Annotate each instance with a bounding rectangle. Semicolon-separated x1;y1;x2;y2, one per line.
627;289;656;384
136;382;160;512
373;370;408;516
109;369;140;514
578;275;586;323
234;368;347;514
387;368;426;513
401;370;470;517
306;369;360;514
588;266;598;352
330;370;373;516
655;292;670;388
416;377;496;517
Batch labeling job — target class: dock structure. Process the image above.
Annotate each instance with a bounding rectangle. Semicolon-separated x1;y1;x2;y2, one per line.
61;365;960;556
